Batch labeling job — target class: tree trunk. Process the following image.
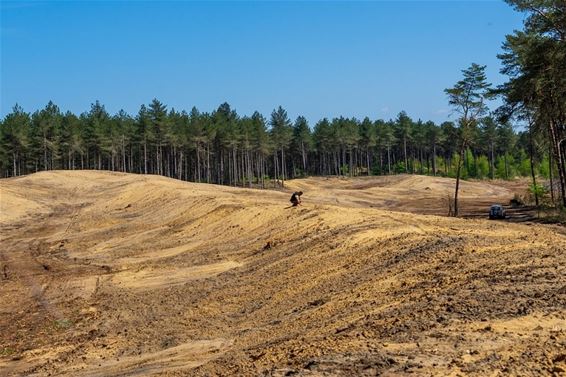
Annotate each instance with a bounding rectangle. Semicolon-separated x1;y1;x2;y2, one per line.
366;149;370;176
419;149;424;174
207;142;211;183
220;149;224;185
549;121;566;207
196;144;201;182
387;146;391;174
44;135;48;170
129;144;133;172
274;152;278;187
179;150;183;180
122;136;126;172
234;147;238;186
490;142;495;179
144;139;148;174
432;144;437;176
529;133;539;207
13;152;17;177
403;137;407;173
453;145;466;217
349;148;353;177
549;144;555;204
301;141;306;174
281;148;285;187
504;153;509;180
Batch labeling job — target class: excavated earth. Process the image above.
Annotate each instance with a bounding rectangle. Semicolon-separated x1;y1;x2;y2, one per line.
0;171;565;376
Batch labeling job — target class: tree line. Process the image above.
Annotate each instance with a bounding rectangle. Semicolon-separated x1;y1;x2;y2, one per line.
0;100;554;186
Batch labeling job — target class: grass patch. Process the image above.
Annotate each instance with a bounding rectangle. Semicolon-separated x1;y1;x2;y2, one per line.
0;347;15;356
54;318;73;329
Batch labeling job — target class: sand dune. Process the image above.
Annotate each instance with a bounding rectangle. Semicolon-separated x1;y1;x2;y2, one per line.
0;171;564;376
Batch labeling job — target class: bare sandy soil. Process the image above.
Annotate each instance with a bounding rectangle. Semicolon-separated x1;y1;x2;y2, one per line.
284;175;513;216
0;171;564;376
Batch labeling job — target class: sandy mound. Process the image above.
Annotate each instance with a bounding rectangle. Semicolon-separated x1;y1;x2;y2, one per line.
284;174;513;214
0;171;564;376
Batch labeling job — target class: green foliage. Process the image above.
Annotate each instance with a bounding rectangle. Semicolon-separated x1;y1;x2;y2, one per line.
0;347;15;356
0;104;30;175
445;64;493;143
517;150;532;177
476;155;490;179
498;0;566;206
270;106;293;150
393;161;407;174
495;153;518;179
54;318;72;329
539;155;550;178
0;99;553;187
529;183;546;198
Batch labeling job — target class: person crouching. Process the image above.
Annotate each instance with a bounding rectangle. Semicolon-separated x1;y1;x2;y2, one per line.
290;191;303;207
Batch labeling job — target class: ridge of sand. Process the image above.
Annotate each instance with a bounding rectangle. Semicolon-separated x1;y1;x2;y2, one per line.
112;261;243;290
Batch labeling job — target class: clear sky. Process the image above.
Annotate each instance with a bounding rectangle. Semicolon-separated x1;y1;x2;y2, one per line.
1;1;525;125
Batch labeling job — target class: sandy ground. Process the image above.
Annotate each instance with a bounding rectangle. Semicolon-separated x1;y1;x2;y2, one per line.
284;175;514;216
0;171;564;376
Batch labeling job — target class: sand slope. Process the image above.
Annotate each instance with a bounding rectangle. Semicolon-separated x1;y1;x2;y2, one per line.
285;175;513;215
0;171;564;376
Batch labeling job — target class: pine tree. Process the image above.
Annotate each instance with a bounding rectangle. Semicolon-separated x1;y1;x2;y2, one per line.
269;106;293;186
359;117;377;175
0;105;30;176
395;111;413;173
292;116;313;177
148;99;169;176
445;63;493;216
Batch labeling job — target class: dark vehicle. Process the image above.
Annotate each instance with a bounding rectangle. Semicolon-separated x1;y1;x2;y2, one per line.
489;204;506;220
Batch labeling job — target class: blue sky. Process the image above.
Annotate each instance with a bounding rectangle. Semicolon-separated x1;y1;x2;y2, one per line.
1;1;525;124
